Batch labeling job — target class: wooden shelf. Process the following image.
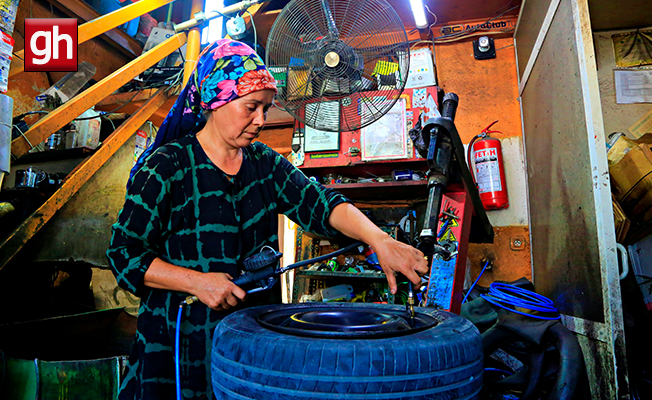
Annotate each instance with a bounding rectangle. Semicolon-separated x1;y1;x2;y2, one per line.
301;159;427;179
13;148;95;165
298;270;387;279
324;180;428;201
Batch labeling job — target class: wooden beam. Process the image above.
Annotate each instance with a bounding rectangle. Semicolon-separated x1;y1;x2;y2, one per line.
11;32;187;159
254;9;280;48
9;0;173;77
96;89;160;108
95;89;178;126
73;0;174;45
0;88;169;271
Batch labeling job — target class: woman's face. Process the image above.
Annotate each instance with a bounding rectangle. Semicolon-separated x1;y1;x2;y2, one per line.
207;89;276;149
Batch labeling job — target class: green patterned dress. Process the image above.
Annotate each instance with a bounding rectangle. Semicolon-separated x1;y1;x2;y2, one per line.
107;136;348;399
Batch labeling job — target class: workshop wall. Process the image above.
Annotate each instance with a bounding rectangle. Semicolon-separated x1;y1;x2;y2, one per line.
593;30;652;138
434;35;531;281
4;12;533;300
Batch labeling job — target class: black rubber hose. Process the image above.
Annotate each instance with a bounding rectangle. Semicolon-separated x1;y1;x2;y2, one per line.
547;322;584;400
481;325;519;356
521;347;546;400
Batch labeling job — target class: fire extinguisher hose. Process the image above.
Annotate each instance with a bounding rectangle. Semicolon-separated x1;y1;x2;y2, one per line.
467;134;482;185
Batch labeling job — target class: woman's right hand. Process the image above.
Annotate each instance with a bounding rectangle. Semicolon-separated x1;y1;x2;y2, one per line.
143;258;247;311
192;272;247;311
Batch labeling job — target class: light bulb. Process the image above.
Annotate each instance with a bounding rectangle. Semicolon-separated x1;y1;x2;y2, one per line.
409;0;428;30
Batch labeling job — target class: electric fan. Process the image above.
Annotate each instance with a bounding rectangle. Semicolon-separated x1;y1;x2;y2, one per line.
266;0;410;132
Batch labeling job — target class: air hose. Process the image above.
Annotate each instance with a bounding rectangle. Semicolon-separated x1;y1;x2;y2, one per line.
462;260;491;304
175;295;199;400
481;282;560;320
174;241;364;400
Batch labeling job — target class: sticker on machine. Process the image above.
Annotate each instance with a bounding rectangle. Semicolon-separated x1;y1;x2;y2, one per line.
474;148;502;193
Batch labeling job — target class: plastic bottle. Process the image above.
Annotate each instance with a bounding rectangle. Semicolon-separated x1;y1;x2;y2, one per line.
38;62;97;106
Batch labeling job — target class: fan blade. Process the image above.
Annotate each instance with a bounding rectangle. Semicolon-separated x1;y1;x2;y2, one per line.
321;0;340;39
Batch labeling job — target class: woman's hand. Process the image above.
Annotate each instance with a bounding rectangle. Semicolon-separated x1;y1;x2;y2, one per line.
372;234;429;294
143;258;247;311
328;203;429;295
191;272;247;311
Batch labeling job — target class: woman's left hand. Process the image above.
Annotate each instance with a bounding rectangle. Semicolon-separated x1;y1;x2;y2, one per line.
372;235;429;295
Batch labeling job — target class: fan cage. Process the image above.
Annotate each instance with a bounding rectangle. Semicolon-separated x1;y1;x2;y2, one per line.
266;0;410;133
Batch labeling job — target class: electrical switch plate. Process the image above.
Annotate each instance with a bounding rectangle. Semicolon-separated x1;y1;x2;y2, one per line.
473;37;496;60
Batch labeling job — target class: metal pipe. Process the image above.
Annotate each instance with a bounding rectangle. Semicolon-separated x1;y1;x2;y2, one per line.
174;0;262;33
183;0;205;85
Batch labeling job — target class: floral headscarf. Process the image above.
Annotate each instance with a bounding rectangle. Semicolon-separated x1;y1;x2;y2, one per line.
129;38;277;185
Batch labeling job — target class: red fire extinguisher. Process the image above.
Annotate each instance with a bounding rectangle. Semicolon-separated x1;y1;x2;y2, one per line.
468;121;509;210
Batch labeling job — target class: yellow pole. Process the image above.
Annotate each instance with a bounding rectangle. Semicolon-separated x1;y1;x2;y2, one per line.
183;0;205;85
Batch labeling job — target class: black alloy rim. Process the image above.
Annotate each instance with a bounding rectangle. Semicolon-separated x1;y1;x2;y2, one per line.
256;306;439;339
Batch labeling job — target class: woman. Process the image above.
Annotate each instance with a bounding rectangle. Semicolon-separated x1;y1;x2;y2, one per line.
107;39;428;400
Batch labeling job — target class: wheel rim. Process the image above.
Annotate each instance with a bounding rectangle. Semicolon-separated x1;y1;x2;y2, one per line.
256;306;439;338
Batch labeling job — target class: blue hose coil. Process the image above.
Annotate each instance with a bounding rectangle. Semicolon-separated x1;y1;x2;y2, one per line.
481;282;561;320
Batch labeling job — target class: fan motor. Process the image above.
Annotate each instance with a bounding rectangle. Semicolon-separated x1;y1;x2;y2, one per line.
316;40;360;77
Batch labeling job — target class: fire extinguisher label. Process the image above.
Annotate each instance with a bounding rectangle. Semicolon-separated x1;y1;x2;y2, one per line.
474;148;502;193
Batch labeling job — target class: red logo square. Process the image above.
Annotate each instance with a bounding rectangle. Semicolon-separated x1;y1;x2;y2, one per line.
24;19;78;72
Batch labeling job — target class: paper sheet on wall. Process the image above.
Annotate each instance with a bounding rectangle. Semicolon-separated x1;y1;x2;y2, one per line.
361;98;407;161
615;70;652;104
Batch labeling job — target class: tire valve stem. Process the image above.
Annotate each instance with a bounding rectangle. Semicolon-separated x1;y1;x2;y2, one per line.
407;283;416;327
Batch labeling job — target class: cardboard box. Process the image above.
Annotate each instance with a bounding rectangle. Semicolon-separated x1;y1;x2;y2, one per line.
610;143;652;202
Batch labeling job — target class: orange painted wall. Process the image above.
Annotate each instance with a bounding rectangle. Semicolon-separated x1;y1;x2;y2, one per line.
434;37;522;142
433;35;532;283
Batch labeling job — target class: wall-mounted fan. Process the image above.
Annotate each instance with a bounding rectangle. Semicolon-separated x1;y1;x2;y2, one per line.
266;0;410;132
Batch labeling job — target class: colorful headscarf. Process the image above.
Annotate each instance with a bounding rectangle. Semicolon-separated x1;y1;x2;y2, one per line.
129;38;277;185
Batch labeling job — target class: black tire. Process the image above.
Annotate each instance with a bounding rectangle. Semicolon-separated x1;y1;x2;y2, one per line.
211;303;483;399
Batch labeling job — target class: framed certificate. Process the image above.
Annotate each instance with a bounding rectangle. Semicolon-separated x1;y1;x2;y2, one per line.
303;101;340;152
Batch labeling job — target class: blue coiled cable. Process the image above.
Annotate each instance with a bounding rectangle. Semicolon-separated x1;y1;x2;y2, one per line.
481;282;561;320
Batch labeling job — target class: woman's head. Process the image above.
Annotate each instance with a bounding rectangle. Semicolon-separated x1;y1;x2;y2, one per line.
129;39;277;184
194;40;277;148
196;39;277;111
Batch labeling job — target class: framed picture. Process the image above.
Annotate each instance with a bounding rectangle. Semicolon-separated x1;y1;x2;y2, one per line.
360;98;408;161
303;101;340;152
